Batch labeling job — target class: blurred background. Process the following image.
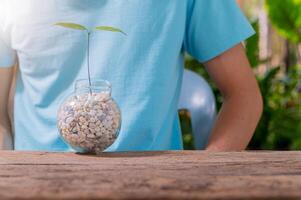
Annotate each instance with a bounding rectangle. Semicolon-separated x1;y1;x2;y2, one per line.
181;0;301;150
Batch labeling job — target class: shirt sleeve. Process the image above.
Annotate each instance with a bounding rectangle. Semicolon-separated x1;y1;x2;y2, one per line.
184;0;255;62
0;3;16;68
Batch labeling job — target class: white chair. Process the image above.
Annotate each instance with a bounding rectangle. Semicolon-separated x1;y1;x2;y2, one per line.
178;69;216;149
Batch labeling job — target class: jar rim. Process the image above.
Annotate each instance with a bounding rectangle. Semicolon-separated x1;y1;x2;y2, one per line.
75;78;112;92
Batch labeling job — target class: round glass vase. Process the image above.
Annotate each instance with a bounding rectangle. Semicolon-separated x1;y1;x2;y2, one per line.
57;79;121;154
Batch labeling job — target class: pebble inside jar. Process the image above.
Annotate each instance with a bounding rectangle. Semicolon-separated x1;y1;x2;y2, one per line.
57;79;121;154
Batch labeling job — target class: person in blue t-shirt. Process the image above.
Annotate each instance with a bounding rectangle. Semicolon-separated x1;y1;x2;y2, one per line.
0;0;262;152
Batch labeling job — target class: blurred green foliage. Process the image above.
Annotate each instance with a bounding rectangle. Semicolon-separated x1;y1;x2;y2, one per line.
181;2;301;150
250;66;301;150
245;21;260;67
179;109;195;150
265;0;301;43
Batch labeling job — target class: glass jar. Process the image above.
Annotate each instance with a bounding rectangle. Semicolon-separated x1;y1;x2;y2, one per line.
57;79;121;154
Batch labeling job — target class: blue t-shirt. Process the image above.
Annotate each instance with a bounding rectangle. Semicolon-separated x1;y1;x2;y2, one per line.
0;0;254;151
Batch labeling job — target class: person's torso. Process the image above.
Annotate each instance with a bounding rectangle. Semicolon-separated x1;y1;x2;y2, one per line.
3;0;187;151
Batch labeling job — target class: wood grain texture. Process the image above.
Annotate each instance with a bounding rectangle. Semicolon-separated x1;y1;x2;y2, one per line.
0;151;300;200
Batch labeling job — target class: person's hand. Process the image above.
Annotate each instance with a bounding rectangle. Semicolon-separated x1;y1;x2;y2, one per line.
204;43;263;151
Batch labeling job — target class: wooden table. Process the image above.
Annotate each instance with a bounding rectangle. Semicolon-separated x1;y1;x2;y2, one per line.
0;151;300;200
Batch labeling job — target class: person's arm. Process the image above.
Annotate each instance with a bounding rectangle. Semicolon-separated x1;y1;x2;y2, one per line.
0;66;14;149
204;43;263;151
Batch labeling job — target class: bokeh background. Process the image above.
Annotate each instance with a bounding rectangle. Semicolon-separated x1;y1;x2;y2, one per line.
181;0;301;150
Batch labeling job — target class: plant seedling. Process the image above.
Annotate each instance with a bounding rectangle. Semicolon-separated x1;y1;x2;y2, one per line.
54;22;126;93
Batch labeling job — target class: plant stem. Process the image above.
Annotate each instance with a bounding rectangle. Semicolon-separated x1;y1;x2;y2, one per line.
87;31;92;94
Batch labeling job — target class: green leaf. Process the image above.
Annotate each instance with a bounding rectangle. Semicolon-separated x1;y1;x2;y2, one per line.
54;22;87;31
95;26;127;35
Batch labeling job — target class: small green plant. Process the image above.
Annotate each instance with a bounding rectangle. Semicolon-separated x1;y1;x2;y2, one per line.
54;22;126;92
